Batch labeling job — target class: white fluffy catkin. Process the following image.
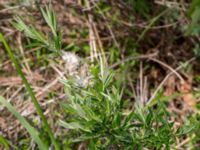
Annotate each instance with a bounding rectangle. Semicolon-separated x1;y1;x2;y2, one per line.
62;51;92;87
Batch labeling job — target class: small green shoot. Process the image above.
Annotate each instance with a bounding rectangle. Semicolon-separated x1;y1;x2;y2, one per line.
12;6;62;53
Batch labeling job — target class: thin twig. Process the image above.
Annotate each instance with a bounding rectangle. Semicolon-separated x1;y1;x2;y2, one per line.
109;52;158;69
149;58;185;83
175;134;195;149
147;57;196;107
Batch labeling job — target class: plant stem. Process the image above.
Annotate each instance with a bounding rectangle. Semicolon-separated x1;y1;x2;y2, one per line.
0;33;60;150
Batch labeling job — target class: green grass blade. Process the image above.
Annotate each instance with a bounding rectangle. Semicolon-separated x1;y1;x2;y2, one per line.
0;96;48;150
0;135;9;150
0;33;60;150
136;9;169;43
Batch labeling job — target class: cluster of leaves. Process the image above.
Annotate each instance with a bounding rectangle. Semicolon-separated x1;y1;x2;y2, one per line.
60;68;175;149
12;6;62;53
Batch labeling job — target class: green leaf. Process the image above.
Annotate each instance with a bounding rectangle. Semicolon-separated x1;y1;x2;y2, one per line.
59;120;91;132
0;33;60;150
60;102;77;114
12;17;47;45
0;135;9;150
0;96;48;150
102;72;114;91
72;134;101;142
83;105;102;122
73;103;87;119
187;0;200;35
187;7;200;35
41;6;57;38
12;6;62;53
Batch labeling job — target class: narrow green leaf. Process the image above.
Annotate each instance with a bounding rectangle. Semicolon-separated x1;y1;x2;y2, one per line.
0;135;9;150
0;33;60;150
12;17;48;46
83;105;101;122
59;121;91;132
41;6;57;37
103;72;114;90
72;134;101;142
0;96;48;150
